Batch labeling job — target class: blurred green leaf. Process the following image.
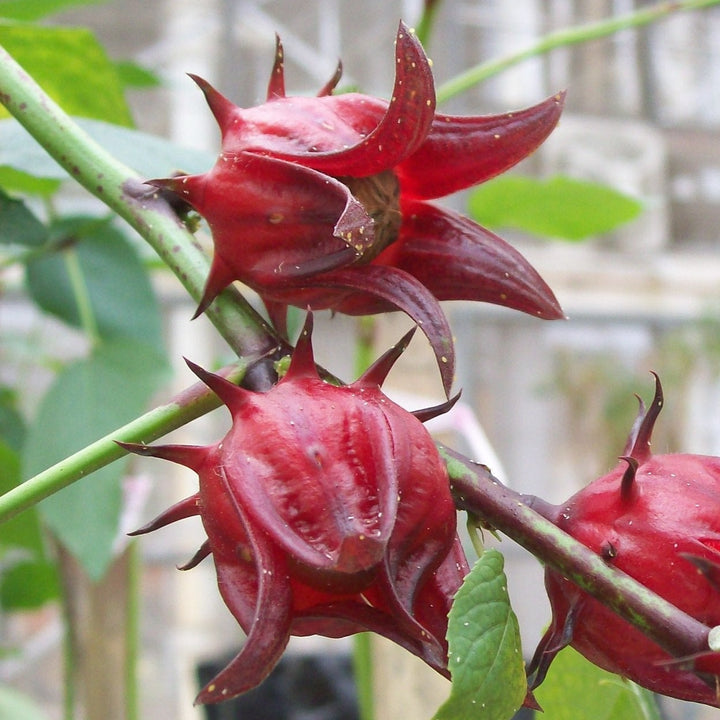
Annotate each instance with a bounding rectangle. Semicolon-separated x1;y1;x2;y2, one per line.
433;550;526;720
0;117;214;180
26;216;165;351
114;60;161;88
0;0;105;21
0;441;59;609
0;167;61;195
0;189;47;247
23;338;170;580
0;22;132;125
0;386;25;453
533;647;660;720
467;175;643;242
0;686;50;720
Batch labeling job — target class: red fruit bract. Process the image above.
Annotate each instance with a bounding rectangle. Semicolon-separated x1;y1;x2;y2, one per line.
121;314;469;704
528;375;720;706
150;21;565;397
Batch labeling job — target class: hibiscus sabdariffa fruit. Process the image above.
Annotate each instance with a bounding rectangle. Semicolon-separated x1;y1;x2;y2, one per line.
528;374;720;706
151;21;565;396
120;315;469;704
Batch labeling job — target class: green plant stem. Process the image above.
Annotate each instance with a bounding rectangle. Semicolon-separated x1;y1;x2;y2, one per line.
0;361;249;524
65;247;100;344
415;0;443;48
125;540;140;720
440;445;714;668
436;0;720;103
353;633;375;720
0;45;279;363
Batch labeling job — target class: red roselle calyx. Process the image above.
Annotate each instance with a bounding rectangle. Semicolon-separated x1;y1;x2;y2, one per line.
528;374;720;706
120;314;469;704
150;21;565;396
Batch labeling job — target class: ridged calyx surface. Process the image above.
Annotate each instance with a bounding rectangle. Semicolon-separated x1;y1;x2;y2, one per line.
528;375;720;706
150;21;565;396
121;315;469;704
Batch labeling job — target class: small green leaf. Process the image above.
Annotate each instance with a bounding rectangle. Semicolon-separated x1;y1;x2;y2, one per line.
23;338;170;580
0;188;48;247
0;23;132;125
0;117;215;179
26;216;165;351
532;647;661;720
433;549;526;720
0;0;105;21
0;686;50;720
467;175;644;242
0;441;59;610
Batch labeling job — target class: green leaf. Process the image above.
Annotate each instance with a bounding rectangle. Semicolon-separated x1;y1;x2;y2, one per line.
114;60;161;89
0;23;132;125
433;549;526;720
26;216;165;351
0;117;215;179
0;0;105;21
467;175;644;242
0;166;61;195
0;386;26;451
0;441;59;609
532;647;661;720
0;686;50;720
0;188;48;247
23;338;170;580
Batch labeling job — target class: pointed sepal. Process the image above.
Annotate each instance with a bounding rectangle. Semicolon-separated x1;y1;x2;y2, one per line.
317;60;343;97
283;312;319;380
266;34;286;100
187;74;240;136
354;326;417;389
390;200;564;320
412;391;461;424
127;493;201;536
269;22;435;176
627;372;663;464
185;358;251;416
117;440;209;473
397;91;566;200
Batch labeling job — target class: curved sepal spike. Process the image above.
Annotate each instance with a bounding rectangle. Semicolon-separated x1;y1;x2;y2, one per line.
619;455;639;502
178;540;212;571
527;598;579;691
412;390;461;424
191;253;237;320
355;326;417;389
117;440;209;473
266;34;286;100
127;493;200;536
184;358;251;415
622;394;647;456
680;553;720;591
628;372;664;464
270;21;434;177
187;74;239;134
313;265;455;397
317;59;343;96
284;312;319;380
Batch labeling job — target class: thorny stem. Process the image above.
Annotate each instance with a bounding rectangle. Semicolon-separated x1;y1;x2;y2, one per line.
440;445;714;667
436;0;720;104
0;45;281;366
